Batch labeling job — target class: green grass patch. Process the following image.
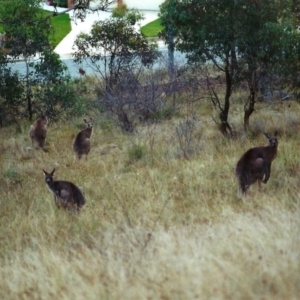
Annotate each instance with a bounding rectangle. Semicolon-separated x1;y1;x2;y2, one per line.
48;12;72;47
141;18;163;37
38;8;72;47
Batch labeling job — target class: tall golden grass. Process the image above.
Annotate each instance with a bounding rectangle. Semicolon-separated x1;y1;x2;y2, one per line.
0;97;300;299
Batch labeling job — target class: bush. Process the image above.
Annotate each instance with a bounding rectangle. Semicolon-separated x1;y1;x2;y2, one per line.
112;4;128;18
35;83;88;121
0;65;24;126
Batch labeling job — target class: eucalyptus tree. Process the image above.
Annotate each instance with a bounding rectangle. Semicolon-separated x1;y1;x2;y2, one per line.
272;1;300;101
234;1;295;129
0;54;23;126
0;0;54;120
73;7;158;85
73;6;159;131
160;0;298;134
0;0;116;122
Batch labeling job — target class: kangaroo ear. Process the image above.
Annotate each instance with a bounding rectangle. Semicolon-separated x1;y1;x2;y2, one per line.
274;130;278;137
42;169;48;176
264;133;271;139
83;118;87;123
50;168;56;176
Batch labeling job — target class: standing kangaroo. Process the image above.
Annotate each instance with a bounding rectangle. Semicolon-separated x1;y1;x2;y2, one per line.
43;169;86;212
236;131;278;194
29;110;48;151
73;118;93;160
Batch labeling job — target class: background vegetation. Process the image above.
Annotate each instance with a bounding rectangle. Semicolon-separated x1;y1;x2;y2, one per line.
0;6;71;47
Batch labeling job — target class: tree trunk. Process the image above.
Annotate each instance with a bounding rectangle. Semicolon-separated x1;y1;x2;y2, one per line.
25;59;32;121
27;91;32;121
243;69;257;131
219;63;233;137
118;110;133;132
244;87;256;131
168;26;176;109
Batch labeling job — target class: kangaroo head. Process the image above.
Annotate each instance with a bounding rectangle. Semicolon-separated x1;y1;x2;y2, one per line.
40;109;49;124
83;118;93;130
264;131;278;147
43;168;55;184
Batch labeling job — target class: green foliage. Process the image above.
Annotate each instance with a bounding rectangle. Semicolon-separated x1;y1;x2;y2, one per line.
0;3;71;47
159;0;300;134
32;50;69;84
74;10;158;72
141;18;163;37
0;1;74;121
112;4;144;24
160;0;297;72
112;3;128;18
0;0;52;58
0;0;53;120
36;82;88;121
0;62;24;125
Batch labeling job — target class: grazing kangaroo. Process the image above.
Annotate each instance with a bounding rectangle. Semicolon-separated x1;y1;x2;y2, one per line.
29;110;48;151
236;131;278;194
73;118;93;160
43;169;86;212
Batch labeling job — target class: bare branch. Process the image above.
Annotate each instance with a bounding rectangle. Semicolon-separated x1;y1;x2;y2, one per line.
0;0;117;24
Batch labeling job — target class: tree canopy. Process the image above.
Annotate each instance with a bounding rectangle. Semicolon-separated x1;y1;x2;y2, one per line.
160;0;300;134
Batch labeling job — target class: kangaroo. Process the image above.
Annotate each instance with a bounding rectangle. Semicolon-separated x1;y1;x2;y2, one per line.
236;131;278;194
29;110;48;152
43;169;86;212
73;118;93;160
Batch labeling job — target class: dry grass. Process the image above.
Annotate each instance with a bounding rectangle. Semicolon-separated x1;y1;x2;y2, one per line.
1;98;300;299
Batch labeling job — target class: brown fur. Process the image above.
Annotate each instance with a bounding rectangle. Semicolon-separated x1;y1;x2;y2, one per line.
73;118;93;160
236;131;278;194
43;169;85;212
29;110;48;151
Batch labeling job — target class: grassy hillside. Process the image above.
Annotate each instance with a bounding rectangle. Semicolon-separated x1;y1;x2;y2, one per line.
0;94;300;299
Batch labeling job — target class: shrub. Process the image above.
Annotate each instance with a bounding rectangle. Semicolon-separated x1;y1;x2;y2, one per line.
36;83;88;121
127;143;147;162
0;64;24;126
